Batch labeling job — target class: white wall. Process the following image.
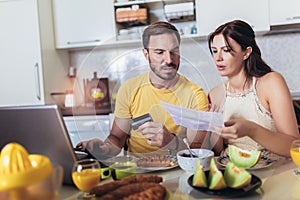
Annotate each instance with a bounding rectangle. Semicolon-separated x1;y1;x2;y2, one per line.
69;32;300;106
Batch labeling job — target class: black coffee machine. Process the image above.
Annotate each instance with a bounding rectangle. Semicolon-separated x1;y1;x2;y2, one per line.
83;72;110;108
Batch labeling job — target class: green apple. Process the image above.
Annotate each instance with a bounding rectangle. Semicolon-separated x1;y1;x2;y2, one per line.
208;158;226;190
192;158;207;187
228;145;261;168
224;162;252;189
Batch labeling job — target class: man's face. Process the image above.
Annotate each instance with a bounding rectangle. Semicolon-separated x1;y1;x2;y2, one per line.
143;33;180;81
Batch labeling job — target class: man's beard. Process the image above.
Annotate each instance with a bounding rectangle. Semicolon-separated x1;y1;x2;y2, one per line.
149;60;179;81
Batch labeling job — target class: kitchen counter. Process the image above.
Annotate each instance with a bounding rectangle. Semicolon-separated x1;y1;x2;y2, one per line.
58;158;296;200
292;92;300;100
60;105;112;116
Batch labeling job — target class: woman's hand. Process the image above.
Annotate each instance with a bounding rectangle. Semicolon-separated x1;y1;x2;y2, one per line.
207;103;220;112
220;118;255;139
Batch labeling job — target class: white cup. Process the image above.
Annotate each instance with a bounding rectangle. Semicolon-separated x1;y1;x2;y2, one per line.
65;93;75;107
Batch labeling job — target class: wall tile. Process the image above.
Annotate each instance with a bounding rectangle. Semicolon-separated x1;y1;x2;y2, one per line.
70;32;300;102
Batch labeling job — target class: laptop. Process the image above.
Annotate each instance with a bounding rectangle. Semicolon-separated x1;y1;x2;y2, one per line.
0;104;85;185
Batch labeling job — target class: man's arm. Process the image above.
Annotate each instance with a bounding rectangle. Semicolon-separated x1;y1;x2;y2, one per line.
76;117;131;159
104;117;131;156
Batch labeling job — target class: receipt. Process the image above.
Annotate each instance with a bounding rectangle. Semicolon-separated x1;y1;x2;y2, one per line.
161;101;224;131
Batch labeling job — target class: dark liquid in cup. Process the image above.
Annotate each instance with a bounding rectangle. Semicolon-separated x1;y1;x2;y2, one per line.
181;153;197;158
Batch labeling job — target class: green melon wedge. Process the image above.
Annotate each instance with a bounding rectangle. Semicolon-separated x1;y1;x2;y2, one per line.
192;158;208;187
224;162;252;189
208;158;226;190
228;145;261;168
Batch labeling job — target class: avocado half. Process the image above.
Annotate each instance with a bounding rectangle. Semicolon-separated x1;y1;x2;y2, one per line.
192;158;207;187
208;158;226;190
228;145;261;168
224;162;252;189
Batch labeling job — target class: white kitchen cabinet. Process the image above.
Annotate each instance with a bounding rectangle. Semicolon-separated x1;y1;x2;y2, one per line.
195;0;270;36
270;0;300;26
52;0;116;49
114;0;197;42
63;115;112;147
0;0;69;107
0;0;44;106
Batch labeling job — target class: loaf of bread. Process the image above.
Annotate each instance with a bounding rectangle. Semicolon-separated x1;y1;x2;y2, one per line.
123;184;166;200
90;174;163;197
97;182;166;200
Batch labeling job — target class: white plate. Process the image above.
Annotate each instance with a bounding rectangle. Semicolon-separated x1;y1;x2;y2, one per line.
137;164;179;172
217;155;273;170
136;155;178;172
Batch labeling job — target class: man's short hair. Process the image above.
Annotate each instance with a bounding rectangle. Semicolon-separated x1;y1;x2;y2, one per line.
142;21;181;49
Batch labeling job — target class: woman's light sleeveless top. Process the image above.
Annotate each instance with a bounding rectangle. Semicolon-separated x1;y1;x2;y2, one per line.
220;77;284;160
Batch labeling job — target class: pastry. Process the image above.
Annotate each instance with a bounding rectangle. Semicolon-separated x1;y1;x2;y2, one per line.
90;174;163;197
137;154;175;167
97;182;166;200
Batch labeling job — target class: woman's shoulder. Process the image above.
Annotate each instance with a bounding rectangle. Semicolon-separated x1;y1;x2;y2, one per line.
257;71;287;90
256;71;290;99
259;71;285;83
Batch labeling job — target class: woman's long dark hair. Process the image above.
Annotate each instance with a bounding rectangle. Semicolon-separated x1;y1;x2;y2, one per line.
208;20;272;80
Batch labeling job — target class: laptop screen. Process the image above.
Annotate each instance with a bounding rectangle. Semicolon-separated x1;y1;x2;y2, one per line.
0;104;77;185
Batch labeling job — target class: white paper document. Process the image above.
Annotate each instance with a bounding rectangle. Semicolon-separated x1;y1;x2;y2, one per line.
161;101;224;131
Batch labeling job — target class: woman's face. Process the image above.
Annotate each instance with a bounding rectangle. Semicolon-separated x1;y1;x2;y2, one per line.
210;34;249;78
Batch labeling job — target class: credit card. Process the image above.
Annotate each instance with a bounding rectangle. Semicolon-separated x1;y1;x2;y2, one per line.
131;113;153;130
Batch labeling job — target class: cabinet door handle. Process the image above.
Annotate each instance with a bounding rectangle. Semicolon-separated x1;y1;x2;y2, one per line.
67;40;100;45
34;63;41;101
286;16;300;21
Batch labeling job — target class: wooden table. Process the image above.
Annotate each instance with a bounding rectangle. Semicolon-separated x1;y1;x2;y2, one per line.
58;158;298;200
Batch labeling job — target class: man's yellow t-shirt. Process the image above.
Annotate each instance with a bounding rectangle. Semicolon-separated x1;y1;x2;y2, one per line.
114;72;208;153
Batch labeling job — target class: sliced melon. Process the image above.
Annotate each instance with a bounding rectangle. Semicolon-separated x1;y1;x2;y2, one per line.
208;158;226;190
224;162;252;189
228;145;261;168
192;158;208;187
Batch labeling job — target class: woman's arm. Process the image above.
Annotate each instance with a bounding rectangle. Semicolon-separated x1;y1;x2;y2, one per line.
208;83;226;155
250;72;299;156
221;72;300;157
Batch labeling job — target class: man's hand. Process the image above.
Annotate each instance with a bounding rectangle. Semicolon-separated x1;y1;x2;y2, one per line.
76;138;109;154
138;121;173;147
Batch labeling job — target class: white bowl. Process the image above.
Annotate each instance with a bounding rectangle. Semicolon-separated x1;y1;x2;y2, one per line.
177;149;214;172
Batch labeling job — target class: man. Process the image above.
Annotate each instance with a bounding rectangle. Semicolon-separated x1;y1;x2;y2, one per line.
77;21;208;158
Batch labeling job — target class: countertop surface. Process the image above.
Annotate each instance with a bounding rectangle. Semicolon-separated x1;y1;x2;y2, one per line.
292;92;300;100
60;105;112;116
59;158;296;200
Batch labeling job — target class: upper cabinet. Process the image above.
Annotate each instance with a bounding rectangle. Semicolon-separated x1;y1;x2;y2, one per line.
51;0;197;48
0;0;69;106
195;0;270;36
270;0;300;26
52;0;116;49
113;0;197;42
51;0;300;49
0;0;44;106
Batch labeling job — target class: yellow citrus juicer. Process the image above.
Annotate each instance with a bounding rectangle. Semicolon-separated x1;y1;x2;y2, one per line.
0;142;60;200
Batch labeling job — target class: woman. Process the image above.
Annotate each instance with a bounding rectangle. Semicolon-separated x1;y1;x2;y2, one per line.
208;20;299;159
